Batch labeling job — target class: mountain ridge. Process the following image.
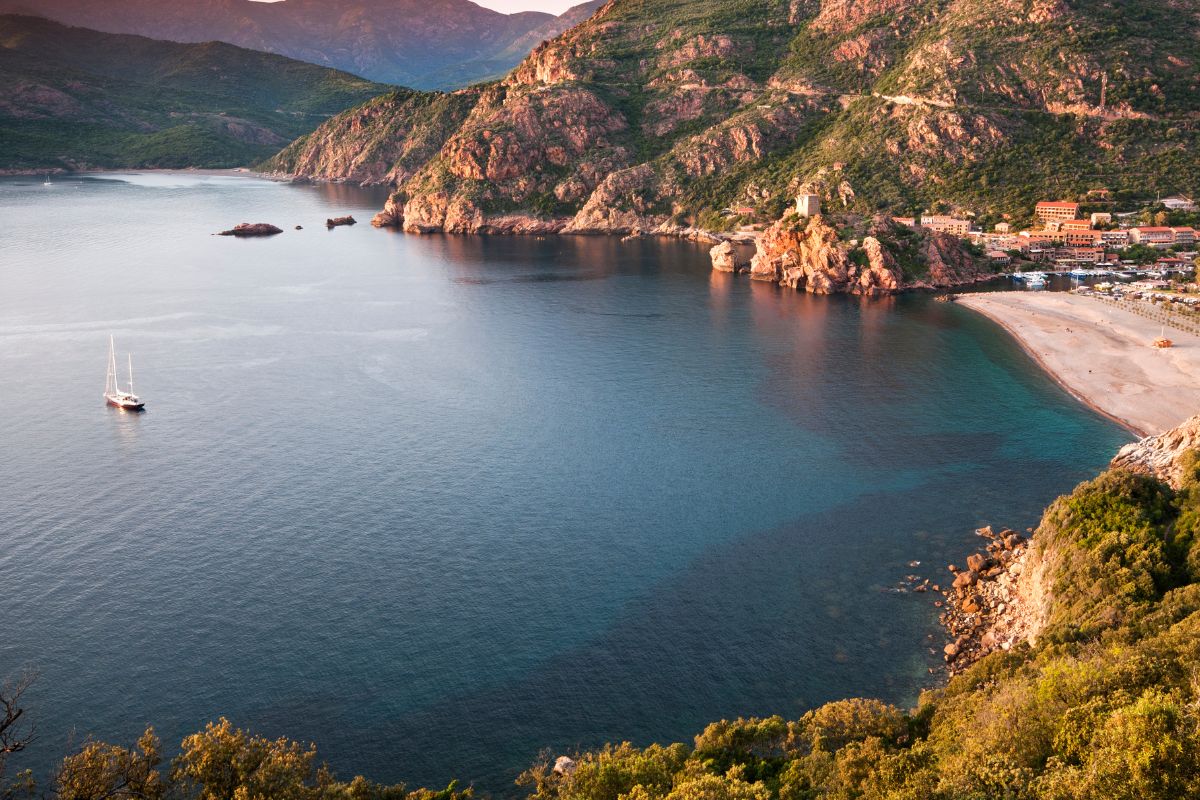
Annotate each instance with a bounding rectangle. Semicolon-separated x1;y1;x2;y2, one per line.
0;0;607;89
0;14;391;171
264;0;1200;243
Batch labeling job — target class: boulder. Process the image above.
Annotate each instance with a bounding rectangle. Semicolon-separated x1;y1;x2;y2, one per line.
966;553;987;572
326;215;357;227
952;570;977;589
709;240;755;273
217;222;282;237
553;756;577;776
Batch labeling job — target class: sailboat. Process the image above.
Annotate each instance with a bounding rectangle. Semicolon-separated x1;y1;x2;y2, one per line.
104;335;145;410
43;174;52;186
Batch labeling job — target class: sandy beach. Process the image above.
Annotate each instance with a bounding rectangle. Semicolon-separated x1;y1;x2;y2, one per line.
956;291;1200;436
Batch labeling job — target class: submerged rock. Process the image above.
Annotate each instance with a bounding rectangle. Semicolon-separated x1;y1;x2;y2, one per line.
217;223;282;237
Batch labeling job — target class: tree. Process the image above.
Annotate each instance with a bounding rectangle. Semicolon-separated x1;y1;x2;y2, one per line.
56;728;165;800
171;718;321;800
0;672;37;800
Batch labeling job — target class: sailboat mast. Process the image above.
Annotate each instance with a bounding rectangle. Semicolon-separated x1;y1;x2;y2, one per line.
128;353;134;394
106;335;116;395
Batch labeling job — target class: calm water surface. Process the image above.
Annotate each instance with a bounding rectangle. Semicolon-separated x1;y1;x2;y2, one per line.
0;174;1129;791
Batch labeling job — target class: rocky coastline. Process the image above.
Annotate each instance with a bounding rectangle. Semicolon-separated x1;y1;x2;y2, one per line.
936;525;1034;676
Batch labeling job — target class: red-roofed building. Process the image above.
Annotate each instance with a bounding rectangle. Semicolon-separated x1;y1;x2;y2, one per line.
1172;227;1196;246
1060;219;1093;231
1035;201;1080;224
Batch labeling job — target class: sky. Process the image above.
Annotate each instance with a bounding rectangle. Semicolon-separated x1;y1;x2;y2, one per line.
249;0;581;15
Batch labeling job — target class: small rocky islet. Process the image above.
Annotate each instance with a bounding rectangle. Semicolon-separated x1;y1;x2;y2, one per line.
216;222;283;237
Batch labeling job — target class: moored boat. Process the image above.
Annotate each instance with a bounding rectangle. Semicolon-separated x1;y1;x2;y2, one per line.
104;335;145;411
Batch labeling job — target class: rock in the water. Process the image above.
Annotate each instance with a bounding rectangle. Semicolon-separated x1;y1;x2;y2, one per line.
966;553;987;573
218;223;283;237
295;225;303;230
709;240;754;273
326;215;357;227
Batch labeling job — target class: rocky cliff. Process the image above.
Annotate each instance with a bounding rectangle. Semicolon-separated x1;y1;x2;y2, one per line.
267;0;1200;237
725;212;987;295
1111;415;1200;489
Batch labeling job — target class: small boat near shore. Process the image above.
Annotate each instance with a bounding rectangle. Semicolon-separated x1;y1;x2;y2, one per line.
104;335;145;411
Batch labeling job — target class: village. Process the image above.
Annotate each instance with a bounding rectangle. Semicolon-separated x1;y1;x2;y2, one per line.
889;195;1200;286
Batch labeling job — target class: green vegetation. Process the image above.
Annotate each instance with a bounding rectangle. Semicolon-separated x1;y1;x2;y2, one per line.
9;457;1200;799
0;15;391;171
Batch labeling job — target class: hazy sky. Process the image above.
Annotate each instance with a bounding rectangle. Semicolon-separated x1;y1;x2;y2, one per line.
251;0;582;15
473;0;580;12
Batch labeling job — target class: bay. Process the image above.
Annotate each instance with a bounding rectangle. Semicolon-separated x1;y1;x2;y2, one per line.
0;173;1129;792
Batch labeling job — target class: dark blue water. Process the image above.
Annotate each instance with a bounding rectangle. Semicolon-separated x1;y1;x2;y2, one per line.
0;173;1130;793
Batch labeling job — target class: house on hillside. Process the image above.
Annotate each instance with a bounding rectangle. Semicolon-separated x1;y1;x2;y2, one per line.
1172;227;1196;246
1162;195;1196;211
919;214;970;235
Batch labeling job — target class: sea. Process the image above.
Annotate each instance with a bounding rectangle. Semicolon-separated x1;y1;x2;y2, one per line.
0;173;1130;792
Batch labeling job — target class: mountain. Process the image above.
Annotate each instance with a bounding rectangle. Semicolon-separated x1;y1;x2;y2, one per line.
266;0;1200;240
0;15;391;171
0;0;606;89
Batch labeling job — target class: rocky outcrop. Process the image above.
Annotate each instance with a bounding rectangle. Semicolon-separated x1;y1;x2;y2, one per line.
938;525;1036;675
1111;415;1200;488
326;216;356;227
217;223;282;237
745;215;900;295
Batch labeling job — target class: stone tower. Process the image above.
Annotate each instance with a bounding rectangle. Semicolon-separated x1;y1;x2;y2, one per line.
796;193;821;217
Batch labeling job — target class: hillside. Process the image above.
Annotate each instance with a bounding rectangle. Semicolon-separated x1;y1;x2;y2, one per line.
0;0;606;90
9;418;1200;798
268;0;1200;238
0;15;391;171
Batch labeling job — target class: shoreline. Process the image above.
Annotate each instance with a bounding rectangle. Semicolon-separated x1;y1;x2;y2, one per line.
955;291;1200;437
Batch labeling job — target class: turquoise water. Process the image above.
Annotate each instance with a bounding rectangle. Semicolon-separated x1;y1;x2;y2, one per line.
0;174;1129;792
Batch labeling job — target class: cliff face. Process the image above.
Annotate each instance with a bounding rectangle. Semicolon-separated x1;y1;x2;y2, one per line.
261;91;477;186
269;0;1200;235
1111;415;1200;489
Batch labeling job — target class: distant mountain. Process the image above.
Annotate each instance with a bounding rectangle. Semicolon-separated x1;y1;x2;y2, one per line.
0;15;391;171
0;0;606;89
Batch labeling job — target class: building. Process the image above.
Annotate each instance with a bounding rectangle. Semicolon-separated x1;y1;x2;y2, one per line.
1162;195;1196;211
1035;201;1080;224
1018;230;1065;248
1064;229;1103;246
987;250;1012;266
1060;219;1093;232
892;216;917;228
919;215;970;235
1090;212;1112;226
1172;227;1196;246
1100;229;1129;247
796;194;821;217
1129;226;1176;248
994;222;1011;234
